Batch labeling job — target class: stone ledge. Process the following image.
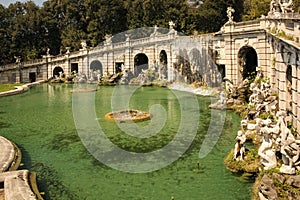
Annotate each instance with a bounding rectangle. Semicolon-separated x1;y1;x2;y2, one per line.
0;170;37;200
0;80;46;97
0;137;15;173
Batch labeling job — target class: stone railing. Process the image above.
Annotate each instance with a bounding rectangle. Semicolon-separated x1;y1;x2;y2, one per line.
267;12;300;19
264;15;300;45
0;63;18;71
0;31;179;71
232;20;261;32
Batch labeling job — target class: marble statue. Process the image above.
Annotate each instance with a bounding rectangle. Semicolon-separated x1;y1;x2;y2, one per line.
270;0;280;14
97;70;102;82
218;91;227;105
234;131;246;160
279;0;294;13
81;40;87;50
227;7;235;23
169;21;175;30
258;128;278;170
269;0;294;15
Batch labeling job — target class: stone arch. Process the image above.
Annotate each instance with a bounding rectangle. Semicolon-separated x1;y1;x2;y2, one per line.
90;60;103;74
159;50;168;79
53;66;64;78
134;53;149;76
238;46;258;80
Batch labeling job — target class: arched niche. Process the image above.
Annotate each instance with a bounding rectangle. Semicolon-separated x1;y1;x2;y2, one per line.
134;53;149;76
53;66;64;78
238;46;258;80
159;50;168;79
90;60;103;74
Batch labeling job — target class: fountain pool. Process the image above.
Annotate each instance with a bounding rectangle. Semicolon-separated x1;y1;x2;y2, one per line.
0;84;253;199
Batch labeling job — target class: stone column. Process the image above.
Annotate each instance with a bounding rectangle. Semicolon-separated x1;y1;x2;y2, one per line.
291;54;297;127
124;47;132;72
297;59;300;132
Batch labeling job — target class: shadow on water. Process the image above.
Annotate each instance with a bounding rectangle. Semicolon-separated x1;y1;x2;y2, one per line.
0;111;11;129
0;121;11;129
18;144;80;200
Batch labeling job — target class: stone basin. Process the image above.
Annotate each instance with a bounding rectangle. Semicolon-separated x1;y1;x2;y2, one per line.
105;109;151;122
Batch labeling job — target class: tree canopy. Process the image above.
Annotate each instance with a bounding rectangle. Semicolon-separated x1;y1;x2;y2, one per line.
0;0;298;65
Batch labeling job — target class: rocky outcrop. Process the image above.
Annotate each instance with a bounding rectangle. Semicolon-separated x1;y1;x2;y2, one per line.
255;173;300;200
220;71;300;200
258;174;278;200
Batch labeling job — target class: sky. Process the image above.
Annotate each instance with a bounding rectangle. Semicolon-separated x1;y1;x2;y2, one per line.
0;0;45;7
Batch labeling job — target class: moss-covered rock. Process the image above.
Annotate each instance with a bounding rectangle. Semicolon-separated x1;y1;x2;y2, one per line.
225;149;260;174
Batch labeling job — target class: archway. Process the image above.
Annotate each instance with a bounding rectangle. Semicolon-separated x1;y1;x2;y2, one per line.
53;66;64;78
238;46;258;80
159;50;168;79
134;53;149;76
90;60;103;74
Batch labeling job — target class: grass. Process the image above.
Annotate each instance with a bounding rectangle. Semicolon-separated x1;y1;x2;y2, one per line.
224;149;260;174
0;83;22;93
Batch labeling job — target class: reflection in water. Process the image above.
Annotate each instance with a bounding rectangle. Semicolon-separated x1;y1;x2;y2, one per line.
0;84;253;199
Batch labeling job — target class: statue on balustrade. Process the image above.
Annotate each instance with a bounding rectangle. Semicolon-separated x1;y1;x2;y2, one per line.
269;0;293;15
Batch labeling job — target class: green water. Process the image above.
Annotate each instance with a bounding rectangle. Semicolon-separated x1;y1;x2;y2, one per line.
0;84;253;200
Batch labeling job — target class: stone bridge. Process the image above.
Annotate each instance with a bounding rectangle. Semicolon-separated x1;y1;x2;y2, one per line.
1;9;300;130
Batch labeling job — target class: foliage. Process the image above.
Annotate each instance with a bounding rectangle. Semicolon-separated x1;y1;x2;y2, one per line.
0;0;299;64
242;0;270;21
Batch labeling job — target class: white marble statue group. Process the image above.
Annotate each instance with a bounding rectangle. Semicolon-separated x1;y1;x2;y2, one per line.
269;0;294;15
232;71;300;174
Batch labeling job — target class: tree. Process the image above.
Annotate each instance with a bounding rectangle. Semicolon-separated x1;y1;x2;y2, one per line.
242;0;270;21
0;5;12;64
191;0;244;33
39;0;65;55
85;0;127;47
6;1;44;61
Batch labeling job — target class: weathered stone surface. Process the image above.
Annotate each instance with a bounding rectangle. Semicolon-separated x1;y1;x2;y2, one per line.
1;170;37;200
259;174;278;200
287;175;300;188
0;136;15;172
272;173;286;184
280;164;296;175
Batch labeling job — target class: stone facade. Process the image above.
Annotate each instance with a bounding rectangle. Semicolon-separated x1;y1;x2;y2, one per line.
1;17;300;130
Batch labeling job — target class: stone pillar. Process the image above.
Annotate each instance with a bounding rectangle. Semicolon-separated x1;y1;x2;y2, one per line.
224;32;236;85
297;59;300;132
256;34;268;75
124;47;132;72
168;43;174;82
276;44;286;110
291;59;297;127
